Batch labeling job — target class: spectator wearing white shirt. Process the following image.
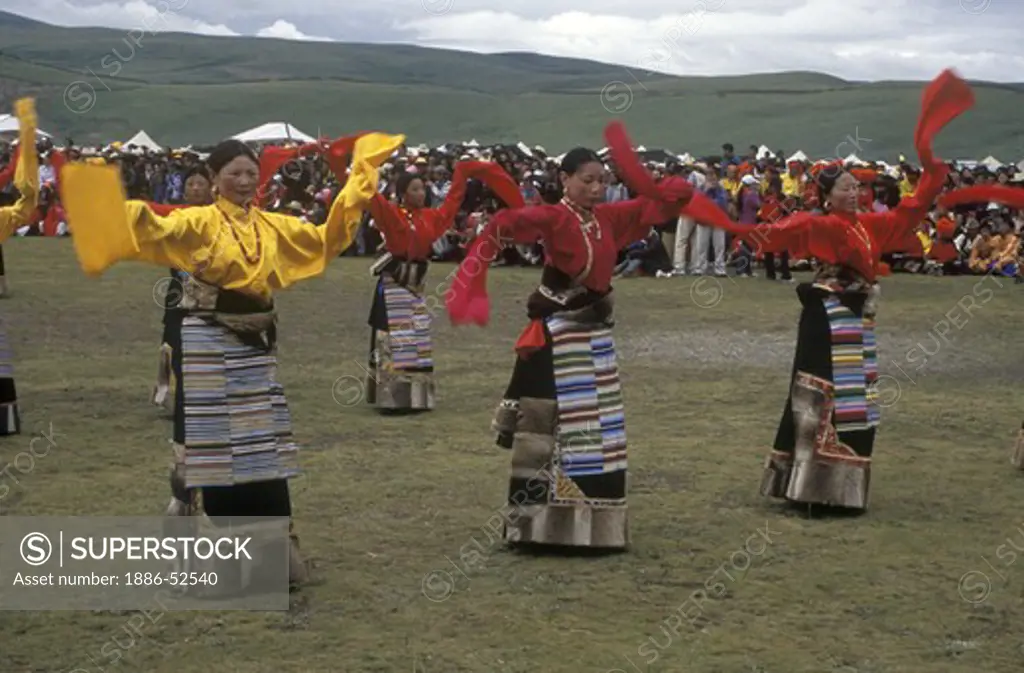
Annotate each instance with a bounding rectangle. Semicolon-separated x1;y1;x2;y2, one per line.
672;167;707;275
605;172;629;203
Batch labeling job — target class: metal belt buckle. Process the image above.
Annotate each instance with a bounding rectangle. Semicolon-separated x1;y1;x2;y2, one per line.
369;252;393;276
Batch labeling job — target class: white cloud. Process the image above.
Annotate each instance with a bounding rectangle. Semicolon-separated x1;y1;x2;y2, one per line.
256;20;330;42
394;3;1024;81
4;0;1023;81
5;0;238;36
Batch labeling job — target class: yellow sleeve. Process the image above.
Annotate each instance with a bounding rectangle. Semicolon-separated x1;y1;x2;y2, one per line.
264;132;404;287
916;230;931;255
61;163;212;276
0;98;40;241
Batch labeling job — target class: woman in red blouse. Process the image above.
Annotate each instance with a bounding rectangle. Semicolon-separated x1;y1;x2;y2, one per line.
364;162;523;412
659;69;974;513
445;147;693;550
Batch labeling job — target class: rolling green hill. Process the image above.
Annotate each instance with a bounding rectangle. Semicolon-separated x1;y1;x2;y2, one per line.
1;10;1022;160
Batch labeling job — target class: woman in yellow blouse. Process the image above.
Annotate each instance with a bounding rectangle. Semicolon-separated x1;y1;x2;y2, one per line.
61;132;403;587
0;98;40;436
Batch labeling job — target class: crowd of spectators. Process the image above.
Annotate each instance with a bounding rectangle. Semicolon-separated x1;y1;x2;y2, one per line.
1;136;1020;280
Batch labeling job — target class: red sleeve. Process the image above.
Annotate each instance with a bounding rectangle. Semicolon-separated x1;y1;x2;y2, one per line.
445;205;558;326
256;145;306;206
424;161;525;243
597;196;675;250
596;176;692;250
863;69;972;251
489;205;557;245
600;124;699;249
49;150;67;189
939;185;1024;211
368;193;409;254
323;132;368;180
603;123;694;211
862;160;947;252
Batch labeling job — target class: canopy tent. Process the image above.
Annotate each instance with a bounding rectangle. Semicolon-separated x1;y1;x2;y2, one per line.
639;148;676;163
844;153;867;165
786;150;808;163
0;114;53;140
756;144;774;160
979;155;1003;170
123;130;163;152
231;122;315;144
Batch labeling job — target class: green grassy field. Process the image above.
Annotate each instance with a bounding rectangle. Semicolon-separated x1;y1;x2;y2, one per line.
2;10;1023;157
0;239;1022;671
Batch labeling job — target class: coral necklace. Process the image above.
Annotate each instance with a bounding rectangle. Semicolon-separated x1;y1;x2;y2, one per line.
216;204;262;264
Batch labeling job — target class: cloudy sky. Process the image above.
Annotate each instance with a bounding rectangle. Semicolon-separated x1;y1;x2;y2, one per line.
4;0;1023;81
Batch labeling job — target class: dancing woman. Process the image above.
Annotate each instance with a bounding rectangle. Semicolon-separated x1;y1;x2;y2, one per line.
61;132;404;584
152;166;215;409
0;143;25;299
0;99;39;435
654;70;974;512
364;162;523;411
445;146;693;550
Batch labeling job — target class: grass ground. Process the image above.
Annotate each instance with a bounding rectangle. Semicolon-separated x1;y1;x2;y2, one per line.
0;238;1022;672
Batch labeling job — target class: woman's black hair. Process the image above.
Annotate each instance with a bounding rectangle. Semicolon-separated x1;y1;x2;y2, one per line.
875;177;901;209
184;165;212;184
206;139;258;175
396;171;425;203
559;147;602;175
814;163;848;205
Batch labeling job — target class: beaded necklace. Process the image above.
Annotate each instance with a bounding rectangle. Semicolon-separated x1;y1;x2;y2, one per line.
215;204;263;264
560;197;601;240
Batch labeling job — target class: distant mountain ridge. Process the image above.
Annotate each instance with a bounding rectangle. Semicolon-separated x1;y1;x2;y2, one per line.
0;10;1021;159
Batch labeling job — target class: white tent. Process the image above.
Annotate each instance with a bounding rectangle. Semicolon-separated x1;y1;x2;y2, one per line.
756;145;774;160
0;114;53;139
786;150;808;163
232;122;315;144
465;139;480;148
979;155;1003;170
844;153;867;165
124;130;163;152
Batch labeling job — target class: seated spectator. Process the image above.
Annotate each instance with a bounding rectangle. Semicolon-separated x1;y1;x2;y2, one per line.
992;219;1020;277
614;229;672;278
968;222;999;273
